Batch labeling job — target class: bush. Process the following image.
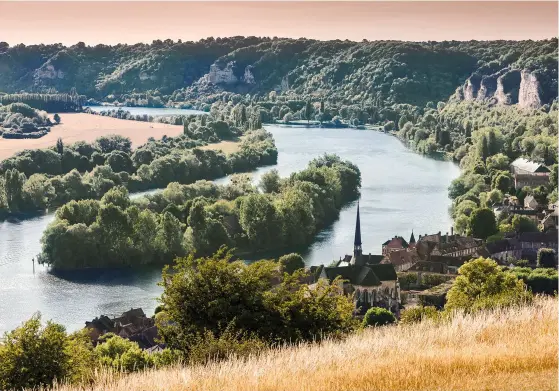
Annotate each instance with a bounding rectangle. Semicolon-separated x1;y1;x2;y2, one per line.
400;306;440;325
95;333;151;372
0;314;94;390
278;253;305;274
537;248;556;268
445;257;532;313
362;307;396;327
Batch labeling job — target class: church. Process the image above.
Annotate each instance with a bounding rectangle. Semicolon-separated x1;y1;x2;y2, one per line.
312;202;401;315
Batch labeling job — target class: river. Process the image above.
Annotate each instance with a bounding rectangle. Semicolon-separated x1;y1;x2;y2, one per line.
84;105;206;116
0;125;460;333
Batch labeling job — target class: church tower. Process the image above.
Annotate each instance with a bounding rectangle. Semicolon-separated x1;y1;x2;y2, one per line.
354;201;362;258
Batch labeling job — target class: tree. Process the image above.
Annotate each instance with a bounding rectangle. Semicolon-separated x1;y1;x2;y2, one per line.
95;333;150;372
445;258;531;312
511;215;539;233
468;208;497;239
278;253;305;274
0;314;90;390
157;248;356;354
383;121;395;132
362;307;396;327
479;135;489;162
56;137;64;155
53;113;61;124
259;169;281;193
549;164;558;190
537;248;556;268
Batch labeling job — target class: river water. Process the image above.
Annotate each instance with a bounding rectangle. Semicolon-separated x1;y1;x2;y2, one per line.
0;125;459;333
84;105;206;116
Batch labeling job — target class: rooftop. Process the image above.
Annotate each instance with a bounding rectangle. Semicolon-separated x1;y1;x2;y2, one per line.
511;158;550;174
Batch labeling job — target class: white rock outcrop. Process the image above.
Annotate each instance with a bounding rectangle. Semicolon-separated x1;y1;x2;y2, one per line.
518;69;542;109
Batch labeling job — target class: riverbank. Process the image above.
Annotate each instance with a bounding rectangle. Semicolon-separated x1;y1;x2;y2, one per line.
0;113;184;160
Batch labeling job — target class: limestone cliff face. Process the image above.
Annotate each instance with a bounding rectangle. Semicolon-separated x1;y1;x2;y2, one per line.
457;68;541;109
518;69;542;109
208;62;238;84
35;64;64;79
463;77;478;101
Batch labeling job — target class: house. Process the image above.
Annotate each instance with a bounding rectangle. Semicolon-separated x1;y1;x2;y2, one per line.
510;158;550;189
542;210;558;232
313;203;400;314
415;230;482;259
524;195;540;210
382;249;415;272
484;232;558;264
382;236;409;255
84;308;157;348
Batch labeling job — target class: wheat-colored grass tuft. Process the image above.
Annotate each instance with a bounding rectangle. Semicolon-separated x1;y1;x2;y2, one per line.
49;296;558;391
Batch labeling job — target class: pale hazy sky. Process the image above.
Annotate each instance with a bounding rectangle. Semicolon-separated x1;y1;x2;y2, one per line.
0;1;557;45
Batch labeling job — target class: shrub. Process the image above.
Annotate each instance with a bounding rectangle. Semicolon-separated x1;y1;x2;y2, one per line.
445;257;532;313
278;253;305;274
0;314;95;390
362;307;396;327
537;248;556;268
400;306;440;325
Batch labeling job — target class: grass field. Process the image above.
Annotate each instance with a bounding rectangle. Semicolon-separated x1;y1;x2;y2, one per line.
0;113;183;160
47;296;557;391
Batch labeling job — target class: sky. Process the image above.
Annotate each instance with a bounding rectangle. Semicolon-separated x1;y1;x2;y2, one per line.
0;1;557;45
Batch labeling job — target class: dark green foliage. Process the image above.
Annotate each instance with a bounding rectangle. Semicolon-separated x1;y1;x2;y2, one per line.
278;253;305;274
468;208;498;239
537;248;557;268
158;248;356;355
511;215;539;233
445;258;532;312
362;307;396;327
509;266;558;295
0;314;69;390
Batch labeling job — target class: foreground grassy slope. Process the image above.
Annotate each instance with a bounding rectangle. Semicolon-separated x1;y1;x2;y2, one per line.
50;297;557;391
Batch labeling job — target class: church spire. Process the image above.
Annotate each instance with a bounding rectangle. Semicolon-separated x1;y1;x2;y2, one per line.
354;201;362;257
409;230;416;244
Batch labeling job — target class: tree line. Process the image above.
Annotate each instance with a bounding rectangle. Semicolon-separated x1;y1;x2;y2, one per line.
0;115;277;219
38;154;360;269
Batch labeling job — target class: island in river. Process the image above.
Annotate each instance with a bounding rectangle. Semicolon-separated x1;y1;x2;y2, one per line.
0;121;459;334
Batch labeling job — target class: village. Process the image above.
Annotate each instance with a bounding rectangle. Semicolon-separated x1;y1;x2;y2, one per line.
82;156;558;352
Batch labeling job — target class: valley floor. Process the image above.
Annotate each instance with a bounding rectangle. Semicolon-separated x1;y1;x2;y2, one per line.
50;297;557;391
0;113;183;160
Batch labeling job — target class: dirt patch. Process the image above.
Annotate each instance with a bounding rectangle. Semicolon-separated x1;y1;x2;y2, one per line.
0;113;183;160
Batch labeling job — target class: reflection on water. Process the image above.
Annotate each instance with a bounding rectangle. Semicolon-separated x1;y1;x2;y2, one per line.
0;126;459;333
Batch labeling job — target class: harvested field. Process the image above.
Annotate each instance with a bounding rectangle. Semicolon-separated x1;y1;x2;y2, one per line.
0;113;183;160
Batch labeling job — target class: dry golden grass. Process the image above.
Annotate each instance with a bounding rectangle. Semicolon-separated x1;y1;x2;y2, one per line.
199;138;242;155
52;297;558;391
0;113;183;160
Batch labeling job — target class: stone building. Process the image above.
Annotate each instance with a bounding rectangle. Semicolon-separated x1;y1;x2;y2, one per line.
312;203;400;314
510;158;550;189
